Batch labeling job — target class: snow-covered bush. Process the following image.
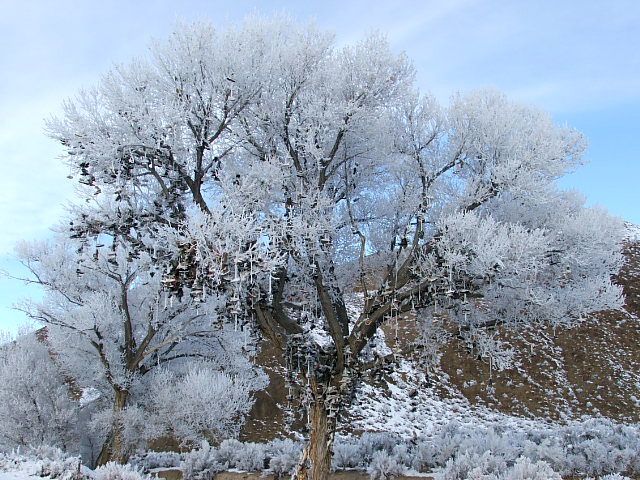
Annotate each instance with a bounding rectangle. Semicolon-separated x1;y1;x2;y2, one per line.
0;452;15;472
128;451;183;472
584;475;632;480
26;446;83;480
333;434;411;472
266;438;303;478
520;437;566;473
93;462;150;480
505;457;561;480
214;439;243;467
441;456;561;480
237;442;268;471
358;432;402;464
428;422;469;466
514;418;640;476
441;451;507;480
268;455;297;478
179;437;303;478
390;444;412;470
181;441;228;480
409;418;640;478
561;419;640;476
332;438;363;470
460;427;523;462
36;456;83;480
146;361;268;446
0;447;87;480
410;439;438;472
367;450;404;480
627;446;640;475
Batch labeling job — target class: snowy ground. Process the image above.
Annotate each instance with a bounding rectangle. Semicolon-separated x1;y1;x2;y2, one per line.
344;357;547;439
0;462;44;480
0;471;32;480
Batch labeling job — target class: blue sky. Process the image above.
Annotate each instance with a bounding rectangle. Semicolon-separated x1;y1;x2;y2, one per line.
1;0;638;333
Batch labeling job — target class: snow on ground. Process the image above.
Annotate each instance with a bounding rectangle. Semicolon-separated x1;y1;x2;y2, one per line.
0;461;42;480
0;471;32;480
343;356;549;440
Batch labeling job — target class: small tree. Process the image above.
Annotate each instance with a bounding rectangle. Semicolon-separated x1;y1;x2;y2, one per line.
14;236;266;465
145;362;267;445
0;332;80;452
43;17;623;480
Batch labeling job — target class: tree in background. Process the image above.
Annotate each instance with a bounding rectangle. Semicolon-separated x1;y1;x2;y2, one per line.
43;17;623;480
14;236;267;465
0;332;80;452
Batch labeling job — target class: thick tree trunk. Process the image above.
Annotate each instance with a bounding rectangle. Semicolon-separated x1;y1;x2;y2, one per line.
95;389;129;466
293;399;335;480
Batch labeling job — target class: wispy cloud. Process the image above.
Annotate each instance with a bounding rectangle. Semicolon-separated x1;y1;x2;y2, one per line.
381;0;640;113
0;0;638;332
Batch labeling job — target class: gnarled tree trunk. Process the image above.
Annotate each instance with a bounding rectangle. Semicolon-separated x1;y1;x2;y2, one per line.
292;366;348;480
96;389;129;466
293;398;336;480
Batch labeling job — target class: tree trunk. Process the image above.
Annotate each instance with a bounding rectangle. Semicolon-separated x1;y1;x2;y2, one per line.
293;399;335;480
95;389;129;466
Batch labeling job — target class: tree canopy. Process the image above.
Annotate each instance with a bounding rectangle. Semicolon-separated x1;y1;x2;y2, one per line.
29;16;625;478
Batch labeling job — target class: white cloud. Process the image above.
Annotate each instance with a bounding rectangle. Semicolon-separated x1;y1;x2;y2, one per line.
380;0;640;113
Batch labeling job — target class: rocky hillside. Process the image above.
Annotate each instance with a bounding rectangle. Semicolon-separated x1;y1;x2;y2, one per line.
241;227;640;441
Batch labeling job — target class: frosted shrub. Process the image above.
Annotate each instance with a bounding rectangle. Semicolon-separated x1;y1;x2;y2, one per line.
358;432;402;463
128;451;183;471
574;439;619;476
390;444;411;470
266;438;303;458
27;446;83;480
560;419;640;476
36;457;83;480
410;439;438;472
233;442;267;471
148;364;268;447
268;454;298;478
28;445;69;463
441;451;506;480
473;428;522;461
215;439;243;466
93;462;150;480
429;424;468;466
439;450;562;480
585;475;633;480
504;457;561;480
520;438;567;474
463;468;498;480
0;447;88;480
266;438;302;478
367;450;404;480
181;441;228;480
0;452;15;472
332;439;363;470
628;447;640;475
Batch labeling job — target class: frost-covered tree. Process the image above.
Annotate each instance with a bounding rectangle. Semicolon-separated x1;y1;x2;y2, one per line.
43;17;624;480
14;236;266;465
0;332;80;451
143;361;267;445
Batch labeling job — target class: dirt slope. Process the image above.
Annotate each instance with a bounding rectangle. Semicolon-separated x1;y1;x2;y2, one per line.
438;238;640;423
241;237;640;440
